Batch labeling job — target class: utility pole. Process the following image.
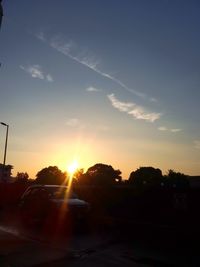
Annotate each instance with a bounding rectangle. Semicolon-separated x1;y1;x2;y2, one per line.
0;122;9;180
0;0;3;30
0;0;3;67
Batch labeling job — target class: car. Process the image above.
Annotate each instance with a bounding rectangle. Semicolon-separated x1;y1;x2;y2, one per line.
18;185;90;231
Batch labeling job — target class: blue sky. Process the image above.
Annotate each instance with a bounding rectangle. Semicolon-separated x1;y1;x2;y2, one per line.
0;0;200;178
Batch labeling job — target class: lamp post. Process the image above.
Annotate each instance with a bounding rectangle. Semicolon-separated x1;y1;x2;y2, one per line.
0;122;9;178
0;0;3;31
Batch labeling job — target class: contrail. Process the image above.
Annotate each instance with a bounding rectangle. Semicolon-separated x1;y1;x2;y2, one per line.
36;32;147;99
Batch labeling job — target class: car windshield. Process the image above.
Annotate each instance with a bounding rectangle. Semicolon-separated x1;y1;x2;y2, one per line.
47;187;78;200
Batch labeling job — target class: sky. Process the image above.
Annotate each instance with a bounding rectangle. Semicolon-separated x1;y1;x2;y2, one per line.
0;0;200;179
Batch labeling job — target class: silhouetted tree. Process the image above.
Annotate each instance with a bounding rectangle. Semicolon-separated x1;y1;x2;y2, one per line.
15;172;29;184
72;168;84;185
129;166;163;188
16;172;29;180
164;169;189;189
80;163;121;186
35;166;67;185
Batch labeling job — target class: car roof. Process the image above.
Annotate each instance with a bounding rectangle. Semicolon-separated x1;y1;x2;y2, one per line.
26;184;68;189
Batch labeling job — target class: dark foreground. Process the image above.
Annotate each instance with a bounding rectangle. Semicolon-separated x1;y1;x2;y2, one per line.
0;183;200;266
0;216;200;267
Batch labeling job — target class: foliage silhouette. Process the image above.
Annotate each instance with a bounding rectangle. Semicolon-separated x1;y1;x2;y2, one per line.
164;169;189;189
79;163;121;186
35;166;67;185
72;168;84;184
129;166;163;188
15;172;29;184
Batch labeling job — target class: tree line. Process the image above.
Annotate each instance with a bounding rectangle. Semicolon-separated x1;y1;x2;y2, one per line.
15;164;190;189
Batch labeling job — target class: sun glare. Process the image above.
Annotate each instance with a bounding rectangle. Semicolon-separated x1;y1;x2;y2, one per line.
67;160;79;176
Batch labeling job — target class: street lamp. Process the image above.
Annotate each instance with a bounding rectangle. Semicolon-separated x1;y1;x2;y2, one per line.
0;122;9;176
0;0;3;30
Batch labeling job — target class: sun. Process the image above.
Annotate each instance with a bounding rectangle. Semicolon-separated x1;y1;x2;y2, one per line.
67;160;79;176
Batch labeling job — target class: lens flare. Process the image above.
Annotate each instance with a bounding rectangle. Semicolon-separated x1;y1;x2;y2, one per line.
67;160;79;176
56;160;80;235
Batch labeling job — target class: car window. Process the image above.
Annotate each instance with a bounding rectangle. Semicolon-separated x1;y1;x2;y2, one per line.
47;188;78;200
21;188;32;199
22;188;45;199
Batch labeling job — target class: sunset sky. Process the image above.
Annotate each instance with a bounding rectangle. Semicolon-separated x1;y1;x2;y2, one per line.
0;0;200;179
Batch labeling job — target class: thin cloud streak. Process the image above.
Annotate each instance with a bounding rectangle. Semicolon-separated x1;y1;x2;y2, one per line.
20;65;44;79
36;33;148;99
158;126;167;131
171;129;182;133
20;64;53;82
86;86;101;92
65;118;86;130
158;126;182;133
108;94;161;122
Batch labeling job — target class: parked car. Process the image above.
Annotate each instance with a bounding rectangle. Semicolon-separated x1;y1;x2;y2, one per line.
18;185;90;230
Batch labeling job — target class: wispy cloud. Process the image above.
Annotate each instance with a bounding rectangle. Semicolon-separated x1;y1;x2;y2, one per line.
66;118;80;127
108;94;134;112
65;118;109;132
36;31;45;41
158;126;182;133
150;97;158;103
20;65;53;82
86;86;101;92
65;118;87;130
20;65;44;79
170;128;182;133
194;140;200;149
36;32;152;99
46;74;54;82
158;126;168;131
108;94;161;122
